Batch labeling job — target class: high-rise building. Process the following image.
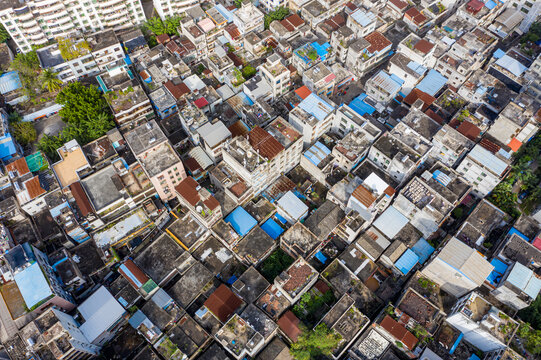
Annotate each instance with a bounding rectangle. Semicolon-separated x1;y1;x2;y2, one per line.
0;0;146;53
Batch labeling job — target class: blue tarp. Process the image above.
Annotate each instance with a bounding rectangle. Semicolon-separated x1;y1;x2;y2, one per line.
314;251;328;264
469;355;481;360
485;0;497;9
493;48;505;59
261;218;284;240
349;93;376;116
225;207;257;236
411;239;435;264
416;69;447;96
449;332;463;354
312;42;331;61
487;258;509;285
275;213;288;224
394;249;419;275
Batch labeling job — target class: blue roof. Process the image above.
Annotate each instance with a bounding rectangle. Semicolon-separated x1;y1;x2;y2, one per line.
390;73;405;86
314;251;328;264
261;218;284;240
304;141;331;166
411;238;434;264
225;207;257;236
298;93;334;121
507;262;541;299
350;9;376;27
493;48;506;59
349;93;376;116
0;71;22;95
312;42;331;61
216;4;234;22
14;262;53;309
485;0;497;9
0;134;16;161
508;227;529;241
406;61;427;76
119;263;143;288
416;69;447;96
128;310;147;328
394;249;419;275
487;258;508;285
469;355;481;360
449;332;463;355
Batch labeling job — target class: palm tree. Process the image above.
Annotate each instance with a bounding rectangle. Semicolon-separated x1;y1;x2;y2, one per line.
40;69;62;93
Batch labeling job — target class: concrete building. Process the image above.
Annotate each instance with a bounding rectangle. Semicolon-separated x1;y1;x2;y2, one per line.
124;120;187;201
332;104;381;139
456;144;511;196
447;292;518;352
274;258;318;303
259;54;291;100
346;8;377;38
491;261;541;311
197;120;232;163
365;70;404;103
153;0;200;19
232;1;264;35
288;93;335;145
504;0;541;32
430;124;475;167
302;63;336;97
0;0;145;53
422;237;494;297
345;31;392;77
397;34;437;67
175;176;222;227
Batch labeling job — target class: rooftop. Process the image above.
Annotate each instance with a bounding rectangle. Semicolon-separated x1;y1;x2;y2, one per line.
78;286;125;343
235;226;276;264
232;266;270;304
124;120;167;155
168;262;213;308
276;258;317;298
52;140;90;189
281;222;320;258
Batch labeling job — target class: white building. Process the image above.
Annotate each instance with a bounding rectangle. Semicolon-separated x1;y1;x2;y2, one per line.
0;0;145;53
288;93;335;145
491;261;541;311
232;1;264;35
456;144;511;196
346;8;377;38
153;0;200;19
259;54;291;100
504;0;541;32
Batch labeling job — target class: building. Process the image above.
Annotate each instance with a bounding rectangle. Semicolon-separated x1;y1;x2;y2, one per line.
422;237;494;297
456;143;511;196
274;258;318;303
124;120;187;201
365;70;404;103
222;119;302;195
259;54;291;100
232;1;264;35
397;34;437;67
345;31;392;77
0;0;145;53
289;93;335;145
175;176;222;227
302;63;336;97
0;109;18;162
430;124;475;167
332;104;381;139
153;0;200;19
504;0;541;32
491;261;541;311
197;120;232;162
447;292;518;351
346;8;377;38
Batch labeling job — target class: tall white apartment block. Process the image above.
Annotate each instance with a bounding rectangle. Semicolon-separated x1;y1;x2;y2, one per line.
153;0;200;20
0;0;146;53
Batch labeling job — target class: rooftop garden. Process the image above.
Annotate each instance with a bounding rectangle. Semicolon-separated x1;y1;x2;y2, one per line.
292;287;335;326
57;37;91;61
290;323;342;360
259;248;294;282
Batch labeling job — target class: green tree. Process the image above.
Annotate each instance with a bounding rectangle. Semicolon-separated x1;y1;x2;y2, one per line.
38;134;67;161
241;65;256;79
40;69;62;93
264;7;290;29
519;296;541;330
143;17;166;36
164;16;182;35
0;24;10;43
290;323;342;360
517;323;541;355
10;121;36;146
10;51;41;99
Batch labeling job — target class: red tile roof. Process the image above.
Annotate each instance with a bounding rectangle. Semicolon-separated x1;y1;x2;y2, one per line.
508;138;522;152
164;81;190;100
405;8;427;25
295;85;312;100
456;120;481;141
388;0;408;10
228;121;250;138
156;34;170;44
175;177;200;207
69;181;93;217
25;176;46;200
380;315;419;350
204;284;243;322
414;39;434;54
404;89;436;109
225;23;241;40
352;184;377;208
119;259;149;289
248;126;284;160
479;138;501;154
466;0;484;12
365;31;392;54
533;237;541;251
6;158;29;176
194;97;209;109
424;109;445;125
278;311;302;341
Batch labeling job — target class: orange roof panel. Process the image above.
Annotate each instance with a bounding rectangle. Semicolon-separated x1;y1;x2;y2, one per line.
295;85;311;100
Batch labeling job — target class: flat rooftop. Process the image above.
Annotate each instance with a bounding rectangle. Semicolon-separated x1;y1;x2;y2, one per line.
124;120;168;156
139;141;180;178
53;142;90;188
80;165;123;211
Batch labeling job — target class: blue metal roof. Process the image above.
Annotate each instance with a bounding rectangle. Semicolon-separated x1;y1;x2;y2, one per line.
225;207;257;236
0;134;16;161
298;93;334;121
411;238;434;264
395;249;419;275
349;93;376;116
485;0;497;9
261;218;284;240
507;227;529;241
0;71;22;95
487;258;508;285
350;9;376;27
216;4;234;22
14;262;53;309
128;310;147;328
416;69;447;96
304;141;331;166
493;48;506;59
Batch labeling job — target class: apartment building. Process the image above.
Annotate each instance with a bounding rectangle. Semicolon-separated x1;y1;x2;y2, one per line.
332;104;382;139
525;54;541;102
176;176;222;227
154;0;200;19
0;0;145;53
124;120;187;201
345;31;392;77
288;93;335;145
303;63;336;97
180;6;227;59
456;143;511;196
504;0;541;32
346;8;377;38
232;1;264;35
430;125;475;167
222;118;302;195
397;34;437;67
259;53;291;100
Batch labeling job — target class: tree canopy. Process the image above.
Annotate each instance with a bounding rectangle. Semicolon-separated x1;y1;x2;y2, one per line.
143;16;183;36
38;83;114;160
10;51;42;99
10;121;36;147
264;7;290;29
0;24;10;43
290;323;341;360
40;69;62;93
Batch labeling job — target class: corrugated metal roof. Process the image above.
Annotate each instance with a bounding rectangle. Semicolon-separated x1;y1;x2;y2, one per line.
298;93;334;121
495;55;527;77
277;191;308;221
350;9;376;27
416;69;447;96
437;238;493;285
373;206;409;239
0;71;22;95
304;141;331;166
411;238;434;264
394;249;419;274
468;144;508;176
